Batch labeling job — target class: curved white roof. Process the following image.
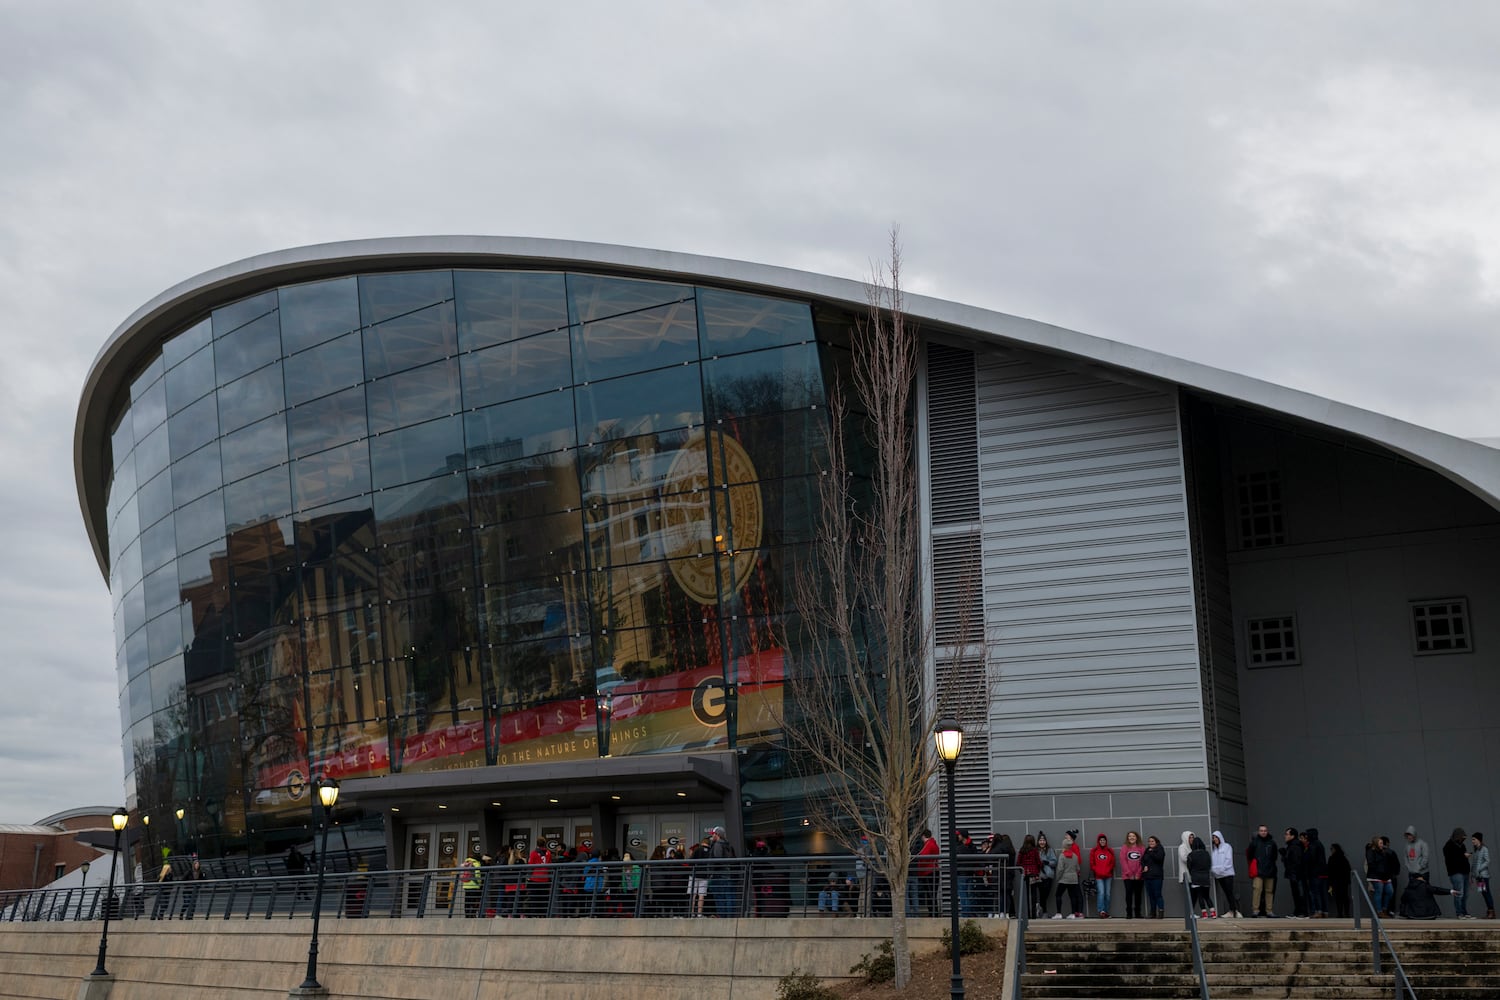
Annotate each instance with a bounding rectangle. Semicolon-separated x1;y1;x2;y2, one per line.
75;236;1500;577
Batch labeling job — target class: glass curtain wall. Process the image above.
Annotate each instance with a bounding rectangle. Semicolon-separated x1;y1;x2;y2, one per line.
104;269;831;856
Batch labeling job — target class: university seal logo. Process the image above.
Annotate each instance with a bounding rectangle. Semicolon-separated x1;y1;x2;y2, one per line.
662;431;763;604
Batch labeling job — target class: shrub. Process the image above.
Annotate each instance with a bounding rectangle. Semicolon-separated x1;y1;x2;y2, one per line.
849;938;896;983
940;919;995;956
776;969;839;1000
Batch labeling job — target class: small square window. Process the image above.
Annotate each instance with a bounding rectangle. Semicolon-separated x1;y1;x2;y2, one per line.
1246;616;1299;667
1411;598;1471;655
1237;471;1285;548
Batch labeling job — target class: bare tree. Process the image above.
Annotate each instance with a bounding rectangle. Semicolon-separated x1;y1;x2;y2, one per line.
781;231;986;989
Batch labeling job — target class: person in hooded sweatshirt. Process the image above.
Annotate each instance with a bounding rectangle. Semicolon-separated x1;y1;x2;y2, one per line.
1119;831;1146;918
1302;828;1329;918
1090;833;1117;918
1187;836;1214;916
1052;830;1084;919
1211;831;1241;918
1178;831;1195;909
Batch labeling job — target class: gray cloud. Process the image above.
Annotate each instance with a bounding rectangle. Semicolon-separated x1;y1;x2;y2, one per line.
1;0;1497;819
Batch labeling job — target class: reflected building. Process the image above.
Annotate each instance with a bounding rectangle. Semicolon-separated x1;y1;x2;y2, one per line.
78;238;1500;878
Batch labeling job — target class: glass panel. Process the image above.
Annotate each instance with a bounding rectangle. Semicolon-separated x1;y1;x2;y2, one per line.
162;318;212;369
128;672;153;725
489;636;602;708
472;509;584;582
221;413;288;484
454;270;568;351
177;539;222;592
288;384;367;459
168;391;220;457
224;463;293;528
368;414;464;490
382;592;478;706
110;412;135;470
375;476;472;599
150;655;186;713
133;422;170;484
107;458;138;525
116;539;143;598
578;426;699;503
144;562;180;621
363;301;457;380
172;442;222;507
575;365;702;444
175;490;225;553
137;469;173;530
284;330;365;406
567;273;692;325
166;342;216;414
293;495;377;565
213;311;282;384
462;390;576;469
459;328;572;410
147;610;184;663
570;300;698;383
125;620;149;677
707;407;825;482
308;712;391;781
468;451;582;526
367;357;461;434
703;343;823;421
698;288;815;354
295;501;378;615
131;374;168;441
304;609;383;674
280;276;360;355
294;438;371;510
360;270;454;326
218;362;285;433
478;569;595;648
212;290;277;339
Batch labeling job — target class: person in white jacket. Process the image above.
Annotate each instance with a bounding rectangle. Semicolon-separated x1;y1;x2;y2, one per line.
1178;830;1194;907
1210;831;1242;917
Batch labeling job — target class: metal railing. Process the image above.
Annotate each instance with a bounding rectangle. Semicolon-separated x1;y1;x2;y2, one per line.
1182;878;1211;1000
0;856;1020;925
1351;876;1418;1000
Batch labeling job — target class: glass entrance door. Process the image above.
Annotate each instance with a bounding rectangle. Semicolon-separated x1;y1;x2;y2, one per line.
404;821;479;911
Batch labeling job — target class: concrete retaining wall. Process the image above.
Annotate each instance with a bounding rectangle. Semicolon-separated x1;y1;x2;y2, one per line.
0;917;991;1000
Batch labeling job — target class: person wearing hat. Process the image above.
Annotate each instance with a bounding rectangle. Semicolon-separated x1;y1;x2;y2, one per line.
707;825;737;917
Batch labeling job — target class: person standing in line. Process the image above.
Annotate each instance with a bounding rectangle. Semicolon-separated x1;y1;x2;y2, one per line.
995;834;1018;916
1052;830;1084;919
1178;831;1194;909
1090;833;1117;918
460;851;484;917
1142;835;1167;918
1282;828;1306;918
1470;833;1492;919
526;838;553;917
1035;832;1058;920
1187;836;1214;917
1211;831;1241;918
1302;828;1329;918
854;835;874;917
1119;831;1145;919
1018;835;1042;919
912;828;940;917
954;829;980;917
1248;824;1279;917
1443;827;1471;918
1403;825;1430;879
1364;835;1394;917
1327;843;1352;919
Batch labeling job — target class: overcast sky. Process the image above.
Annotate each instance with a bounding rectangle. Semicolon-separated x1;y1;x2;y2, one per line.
2;1;1497;823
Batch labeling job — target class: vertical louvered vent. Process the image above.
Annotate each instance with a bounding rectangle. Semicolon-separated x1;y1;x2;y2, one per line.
933;531;983;645
935;657;993;835
927;344;980;524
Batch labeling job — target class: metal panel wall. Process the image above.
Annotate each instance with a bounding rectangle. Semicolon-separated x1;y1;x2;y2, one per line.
977;350;1207;795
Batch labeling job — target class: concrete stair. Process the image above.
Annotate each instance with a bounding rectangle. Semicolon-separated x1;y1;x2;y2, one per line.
1017;920;1500;999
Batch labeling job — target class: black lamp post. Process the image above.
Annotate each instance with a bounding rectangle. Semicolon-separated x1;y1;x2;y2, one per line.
934;718;965;1000
174;806;185;853
297;777;340;992
89;808;129;978
596;692;613;758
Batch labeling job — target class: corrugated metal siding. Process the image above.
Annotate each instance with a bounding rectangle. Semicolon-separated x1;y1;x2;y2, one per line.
925;343;992;834
978;351;1206;792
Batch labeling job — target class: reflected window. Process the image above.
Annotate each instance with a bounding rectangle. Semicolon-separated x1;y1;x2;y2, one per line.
280;276;360;355
454;270;568;351
162;318;212;369
288;384;367;459
460;328;572;409
172;442;222;507
294;438;371;510
469;452;582;526
166;343;216;414
224;464;293;528
575;365;702;444
368;357;461;434
567;273;692;325
464;390;576;467
369;415;464;490
284;331;365;406
303;609;382;675
570;300;698;383
168;392;220;457
219;363;285;433
578;427;697;502
221;413;288;484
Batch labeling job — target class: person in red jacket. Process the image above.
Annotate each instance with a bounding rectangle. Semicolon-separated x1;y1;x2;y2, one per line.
525;838;552;917
910;828;940;916
1090;833;1117;918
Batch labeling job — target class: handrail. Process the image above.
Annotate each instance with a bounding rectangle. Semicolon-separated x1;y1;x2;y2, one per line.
1351;875;1418;1000
1011;877;1029;1000
1182;877;1211;1000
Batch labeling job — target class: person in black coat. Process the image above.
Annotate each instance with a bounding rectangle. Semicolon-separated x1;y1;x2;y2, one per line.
1301;828;1329;918
1281;828;1306;917
1327;844;1353;918
1187;837;1214;915
1142;835;1167;918
1398;873;1457;920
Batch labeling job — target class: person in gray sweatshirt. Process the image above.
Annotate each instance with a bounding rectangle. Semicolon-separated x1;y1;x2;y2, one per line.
1404;826;1430;879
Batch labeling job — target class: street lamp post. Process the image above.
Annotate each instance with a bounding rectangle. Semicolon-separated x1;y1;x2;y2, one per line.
174;806;185;853
296;777;340;993
89;809;129;978
934;718;965;1000
596;692;613;758
79;861;91;921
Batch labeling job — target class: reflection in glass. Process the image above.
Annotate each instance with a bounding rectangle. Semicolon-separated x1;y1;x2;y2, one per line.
130;372;167;442
169;392;220;458
374;475;472;599
147;609;185;663
213;311;281;385
698;288;815;354
110;413;135;471
220;414;288;484
224;463;292;528
212;290;277;339
293;438;371;510
283;331;364;406
175;490;225;553
166;343;216;414
144;563;179;621
454;270;567;352
172;442;222;507
149;655;186;714
459;328;572;409
287;384;367;459
575;364;702;444
464;390;575;468
703;343;823;421
218;363;285;434
570;300;698;383
279;276;359;355
469;452;581;526
367;357;461;434
137;468;173;531
162;318;212;369
368;415;464;491
140;516;176;574
134;422;171;485
567;273;692;325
